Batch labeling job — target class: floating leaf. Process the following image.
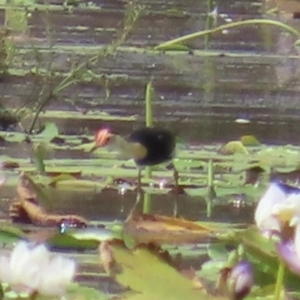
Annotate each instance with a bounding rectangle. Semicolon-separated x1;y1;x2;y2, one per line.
36;122;59;142
155;43;190;51
198;260;226;284
0;132;25;143
48;173;78;186
53;179;105;192
0;224;26;245
241;135;260;146
69;227;121;242
123;214;219;247
111;243;223;300
73;141;98;152
219;141;249;155
207;243;229;260
13;173;87;227
184;187;209;197
47;232;98;251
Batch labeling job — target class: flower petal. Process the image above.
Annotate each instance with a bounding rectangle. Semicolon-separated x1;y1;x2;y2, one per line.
0;256;13;283
38;256;76;296
277;241;300;275
255;183;286;230
294;224;300;259
229;261;253;294
10;242;30;272
227;261;253;300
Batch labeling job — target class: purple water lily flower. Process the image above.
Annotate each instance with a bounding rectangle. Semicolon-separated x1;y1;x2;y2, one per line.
227;261;253;300
255;182;300;235
277;224;300;275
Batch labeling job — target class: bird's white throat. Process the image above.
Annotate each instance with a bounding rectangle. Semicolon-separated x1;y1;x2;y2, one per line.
108;135;147;160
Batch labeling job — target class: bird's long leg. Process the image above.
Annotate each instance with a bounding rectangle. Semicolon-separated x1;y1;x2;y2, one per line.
137;167;142;197
127;168;143;218
172;164;179;217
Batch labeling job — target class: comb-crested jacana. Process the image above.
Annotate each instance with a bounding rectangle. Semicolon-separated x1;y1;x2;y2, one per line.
90;127;179;214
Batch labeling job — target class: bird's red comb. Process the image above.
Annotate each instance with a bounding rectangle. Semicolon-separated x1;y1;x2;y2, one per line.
95;128;112;147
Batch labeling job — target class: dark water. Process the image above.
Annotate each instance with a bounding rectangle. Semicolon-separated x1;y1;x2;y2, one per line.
0;0;297;226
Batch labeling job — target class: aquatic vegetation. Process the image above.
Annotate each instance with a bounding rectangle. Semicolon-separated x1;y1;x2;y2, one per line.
155;19;300;50
2;0;300;298
1;182;300;299
10;172;87;227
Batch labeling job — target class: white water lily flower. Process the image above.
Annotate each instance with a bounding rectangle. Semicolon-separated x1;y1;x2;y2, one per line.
38;256;76;296
0;241;76;296
255;183;300;232
0;242;50;293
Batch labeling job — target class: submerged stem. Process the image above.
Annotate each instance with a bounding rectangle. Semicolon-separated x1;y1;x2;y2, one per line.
145;80;153;128
155;19;300;50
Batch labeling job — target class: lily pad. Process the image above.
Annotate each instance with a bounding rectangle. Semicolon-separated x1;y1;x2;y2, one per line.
0;224;26;245
241;135;260;146
111;243;223;300
36;122;59;142
219;141;249;155
69;227;122;242
47;232;99;251
123;214;219;247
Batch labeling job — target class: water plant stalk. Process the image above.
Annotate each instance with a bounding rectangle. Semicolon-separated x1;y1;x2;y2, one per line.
143;81;153;213
206;159;214;217
155;19;300;50
143;81;153;214
145;80;153;128
143;193;152;214
204;0;214;47
274;260;285;300
207;159;214;187
33;146;46;174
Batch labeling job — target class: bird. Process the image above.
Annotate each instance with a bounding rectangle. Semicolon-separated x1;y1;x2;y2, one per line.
90;127;179;214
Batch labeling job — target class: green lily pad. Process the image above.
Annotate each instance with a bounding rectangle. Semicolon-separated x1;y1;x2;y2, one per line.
155;43;190;51
111;244;224;300
37;122;59;142
219;141;249;155
0;224;26;245
0;132;25;143
241;135;260;146
47;232;99;251
69;227;122;242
